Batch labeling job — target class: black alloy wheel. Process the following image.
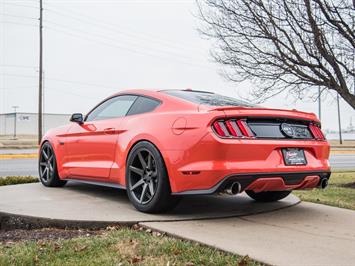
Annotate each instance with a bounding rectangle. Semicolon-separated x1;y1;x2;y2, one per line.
126;141;180;213
38;142;67;187
128;148;158;204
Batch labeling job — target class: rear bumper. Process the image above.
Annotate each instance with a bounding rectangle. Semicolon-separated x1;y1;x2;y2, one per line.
172;171;331;195
165;132;330;193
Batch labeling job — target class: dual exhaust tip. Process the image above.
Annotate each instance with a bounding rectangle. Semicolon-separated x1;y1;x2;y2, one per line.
224;177;328;195
319;178;328;189
224;182;242;195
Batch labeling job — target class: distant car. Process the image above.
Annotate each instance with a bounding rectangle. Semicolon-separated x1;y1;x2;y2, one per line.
39;89;331;213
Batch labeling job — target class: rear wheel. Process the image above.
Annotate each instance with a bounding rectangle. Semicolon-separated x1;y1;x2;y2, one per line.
126;141;179;213
38;142;67;187
245;190;291;202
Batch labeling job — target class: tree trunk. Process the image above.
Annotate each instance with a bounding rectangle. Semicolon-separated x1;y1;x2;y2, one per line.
338;90;355;110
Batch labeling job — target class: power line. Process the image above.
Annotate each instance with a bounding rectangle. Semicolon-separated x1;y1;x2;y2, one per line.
0;81;105;99
45;25;214;71
0;85;98;99
0;73;38;79
0;87;36;92
3;2;214;71
44;4;200;50
2;17;213;73
0;21;37;27
45;87;99;100
0;13;38;20
2;22;213;72
44;6;202;53
0;64;38;69
0;73;117;89
2;3;38;9
44;19;205;62
2;21;214;75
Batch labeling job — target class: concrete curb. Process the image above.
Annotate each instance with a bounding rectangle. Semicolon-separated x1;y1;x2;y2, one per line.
0;154;38;159
0;211;135;231
330;150;355;154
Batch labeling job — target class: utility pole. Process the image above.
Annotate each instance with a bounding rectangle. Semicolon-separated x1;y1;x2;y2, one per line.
353;15;355;94
336;93;343;145
42;70;45;133
318;87;321;121
38;0;43;145
12;106;19;140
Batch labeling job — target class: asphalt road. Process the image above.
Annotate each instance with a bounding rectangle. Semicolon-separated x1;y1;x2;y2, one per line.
330;154;355;170
0;149;37;155
0;154;354;177
0;158;38;176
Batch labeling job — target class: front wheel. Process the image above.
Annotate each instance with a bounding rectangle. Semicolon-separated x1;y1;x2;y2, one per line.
38;142;67;187
126;141;179;213
245;190;291;202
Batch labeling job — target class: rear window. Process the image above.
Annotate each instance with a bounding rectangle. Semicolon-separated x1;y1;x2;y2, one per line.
162;90;255;107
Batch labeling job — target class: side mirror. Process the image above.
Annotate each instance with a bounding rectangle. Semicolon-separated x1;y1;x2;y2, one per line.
70;113;84;124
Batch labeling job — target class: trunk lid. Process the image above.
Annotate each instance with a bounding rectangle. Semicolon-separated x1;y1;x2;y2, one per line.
209;106;319;123
206;106;323;140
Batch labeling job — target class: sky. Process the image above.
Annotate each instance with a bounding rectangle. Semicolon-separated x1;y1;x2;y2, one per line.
1;0;354;132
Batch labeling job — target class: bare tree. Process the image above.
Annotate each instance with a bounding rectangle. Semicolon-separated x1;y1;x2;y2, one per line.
198;0;355;109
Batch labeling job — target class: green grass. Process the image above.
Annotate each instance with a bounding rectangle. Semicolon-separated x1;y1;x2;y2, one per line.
0;176;38;186
0;228;260;266
294;172;355;210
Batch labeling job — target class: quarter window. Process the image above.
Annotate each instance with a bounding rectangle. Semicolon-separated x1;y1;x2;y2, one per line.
86;95;137;121
127;96;161;115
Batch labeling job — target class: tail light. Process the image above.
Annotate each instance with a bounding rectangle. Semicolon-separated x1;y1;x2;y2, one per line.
212;119;254;138
236;120;254;137
309;124;326;140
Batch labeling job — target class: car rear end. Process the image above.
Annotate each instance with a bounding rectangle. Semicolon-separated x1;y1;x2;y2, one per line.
205;107;330;194
171;109;330;195
161;90;330;195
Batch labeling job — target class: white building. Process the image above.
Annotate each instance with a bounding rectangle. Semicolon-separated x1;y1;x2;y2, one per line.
0;112;71;136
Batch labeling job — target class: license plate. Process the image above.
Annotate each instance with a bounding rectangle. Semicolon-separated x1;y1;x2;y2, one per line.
282;148;307;166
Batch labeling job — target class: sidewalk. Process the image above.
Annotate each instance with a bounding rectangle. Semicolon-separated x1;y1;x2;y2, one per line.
142;202;355;266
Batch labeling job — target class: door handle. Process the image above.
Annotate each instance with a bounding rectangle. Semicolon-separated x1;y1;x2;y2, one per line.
103;128;116;134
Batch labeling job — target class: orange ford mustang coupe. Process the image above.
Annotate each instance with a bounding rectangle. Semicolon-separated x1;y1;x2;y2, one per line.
39;89;331;213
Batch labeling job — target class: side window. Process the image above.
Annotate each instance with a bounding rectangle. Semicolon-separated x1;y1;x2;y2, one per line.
86;95;137;122
127;96;161;116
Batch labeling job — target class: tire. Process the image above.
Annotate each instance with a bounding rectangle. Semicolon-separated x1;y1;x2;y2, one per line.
38;142;67;187
245;190;291;202
125;141;180;213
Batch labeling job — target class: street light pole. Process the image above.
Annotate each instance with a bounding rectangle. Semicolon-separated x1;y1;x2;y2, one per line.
12;106;19;140
38;0;43;144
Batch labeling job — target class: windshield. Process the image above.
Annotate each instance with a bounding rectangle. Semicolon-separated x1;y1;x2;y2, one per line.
162;90;256;107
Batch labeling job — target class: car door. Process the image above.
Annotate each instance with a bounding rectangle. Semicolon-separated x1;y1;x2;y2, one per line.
63;95;137;179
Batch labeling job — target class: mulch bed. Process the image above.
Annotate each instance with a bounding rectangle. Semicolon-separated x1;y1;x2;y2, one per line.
0;228;102;244
339;182;355;189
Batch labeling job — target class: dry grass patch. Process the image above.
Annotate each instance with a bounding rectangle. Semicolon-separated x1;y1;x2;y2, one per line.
0;176;38;186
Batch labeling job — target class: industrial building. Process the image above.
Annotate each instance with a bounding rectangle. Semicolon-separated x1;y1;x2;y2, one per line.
0;112;71;136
